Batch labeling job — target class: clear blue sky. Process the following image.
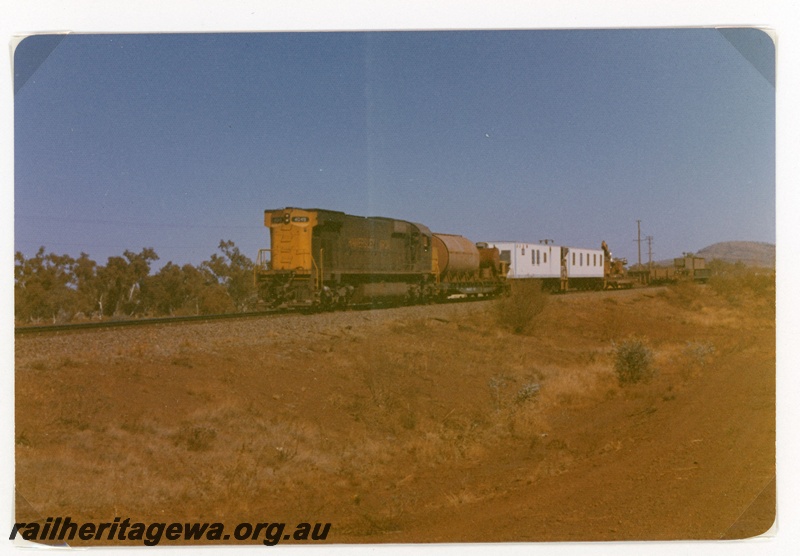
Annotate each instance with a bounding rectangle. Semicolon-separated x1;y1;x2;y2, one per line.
14;29;774;269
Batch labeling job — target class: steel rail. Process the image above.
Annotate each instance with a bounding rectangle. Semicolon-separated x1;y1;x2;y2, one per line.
14;310;280;336
14;285;655;336
13;295;496;336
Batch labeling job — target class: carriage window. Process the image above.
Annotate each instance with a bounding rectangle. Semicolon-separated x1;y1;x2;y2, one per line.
572;253;576;265
544;252;547;264
500;250;511;263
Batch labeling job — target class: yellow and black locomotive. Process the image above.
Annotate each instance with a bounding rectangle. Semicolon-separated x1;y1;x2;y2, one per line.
254;207;508;308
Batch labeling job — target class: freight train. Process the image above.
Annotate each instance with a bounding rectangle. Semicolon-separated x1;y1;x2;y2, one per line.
253;207;632;309
254;208;509;308
482;240;632;291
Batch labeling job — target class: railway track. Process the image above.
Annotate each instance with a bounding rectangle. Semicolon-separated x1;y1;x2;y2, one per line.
13;294;504;336
14;285;655;336
13;298;478;336
14;310;281;336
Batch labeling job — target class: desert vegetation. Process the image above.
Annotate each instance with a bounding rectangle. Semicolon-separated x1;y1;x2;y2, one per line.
14;241;255;324
15;274;775;543
612;337;655;385
493;278;548;334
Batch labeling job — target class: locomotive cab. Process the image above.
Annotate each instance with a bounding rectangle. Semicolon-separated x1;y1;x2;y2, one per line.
254;208;320;306
265;208;317;272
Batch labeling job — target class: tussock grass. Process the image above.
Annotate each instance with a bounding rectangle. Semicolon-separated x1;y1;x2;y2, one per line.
15;283;775;540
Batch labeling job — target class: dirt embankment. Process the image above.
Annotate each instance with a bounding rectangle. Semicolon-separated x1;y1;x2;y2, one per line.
15;283;775;544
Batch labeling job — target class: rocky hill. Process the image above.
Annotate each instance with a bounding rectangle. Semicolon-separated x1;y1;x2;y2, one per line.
695;241;775;268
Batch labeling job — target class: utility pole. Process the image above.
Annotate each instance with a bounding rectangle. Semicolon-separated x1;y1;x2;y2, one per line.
646;235;653;272
635;220;642;270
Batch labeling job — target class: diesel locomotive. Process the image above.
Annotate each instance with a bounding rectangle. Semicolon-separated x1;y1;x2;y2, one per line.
254;208;509;308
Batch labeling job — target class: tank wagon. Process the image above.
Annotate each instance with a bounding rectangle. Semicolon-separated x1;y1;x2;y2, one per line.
254;208;508;308
483;240;628;291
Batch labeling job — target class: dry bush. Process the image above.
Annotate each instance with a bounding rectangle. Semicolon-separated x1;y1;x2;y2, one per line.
709;270;775;308
494;280;548;334
682;341;715;366
612;337;655;385
540;363;615;408
662;281;705;310
483;361;615;445
708;275;744;305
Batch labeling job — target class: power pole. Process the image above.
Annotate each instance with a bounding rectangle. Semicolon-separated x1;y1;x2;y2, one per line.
636;220;642;270
646;235;653;272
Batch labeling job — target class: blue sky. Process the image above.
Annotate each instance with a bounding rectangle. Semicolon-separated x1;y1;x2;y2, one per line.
3;4;798;554
14;29;774;269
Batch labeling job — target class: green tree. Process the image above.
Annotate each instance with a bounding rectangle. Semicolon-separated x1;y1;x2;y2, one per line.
183;263;233;315
144;262;187;316
72;252;102;317
14;247;79;323
201;240;255;312
96;248;159;316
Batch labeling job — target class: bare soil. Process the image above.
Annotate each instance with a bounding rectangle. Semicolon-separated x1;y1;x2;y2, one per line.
15;284;775;544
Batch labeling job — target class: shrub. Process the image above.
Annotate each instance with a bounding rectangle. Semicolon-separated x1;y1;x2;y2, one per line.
708;270;775;306
494;280;548;334
516;382;541;404
680;341;715;380
612;337;655;385
664;280;704;309
682;341;715;366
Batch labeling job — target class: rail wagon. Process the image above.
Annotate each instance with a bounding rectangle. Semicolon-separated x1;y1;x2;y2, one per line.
255;208;508;308
635;254;711;285
484;241;607;291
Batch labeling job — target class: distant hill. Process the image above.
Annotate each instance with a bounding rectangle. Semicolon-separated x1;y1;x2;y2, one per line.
651;242;775;268
696;242;775;268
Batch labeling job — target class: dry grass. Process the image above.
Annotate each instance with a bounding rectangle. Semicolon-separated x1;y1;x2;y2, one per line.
15;282;775;542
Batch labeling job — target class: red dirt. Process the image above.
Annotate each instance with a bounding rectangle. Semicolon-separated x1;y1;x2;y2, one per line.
15;285;775;545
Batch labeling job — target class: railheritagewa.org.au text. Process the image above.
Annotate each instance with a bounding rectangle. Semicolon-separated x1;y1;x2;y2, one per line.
10;517;331;546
